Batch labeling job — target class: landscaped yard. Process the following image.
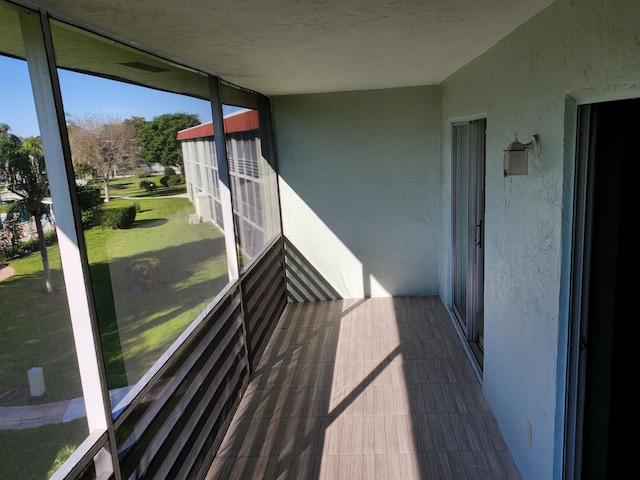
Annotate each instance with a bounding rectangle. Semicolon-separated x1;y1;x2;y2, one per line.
85;194;229;389
0;176;229;478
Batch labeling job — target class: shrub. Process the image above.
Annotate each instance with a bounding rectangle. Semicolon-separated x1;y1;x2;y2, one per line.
160;174;183;187
167;175;183;187
101;204;136;229
76;184;102;210
164;166;176;176
135;168;151;178
0;215;23;260
139;180;156;193
81;207;102;229
7;230;57;259
127;257;162;287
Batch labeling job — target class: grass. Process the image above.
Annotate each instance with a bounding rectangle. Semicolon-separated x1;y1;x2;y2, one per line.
106;174;187;198
0;244;81;402
1;183;227;399
84;196;228;388
0;176;228;479
0;419;88;480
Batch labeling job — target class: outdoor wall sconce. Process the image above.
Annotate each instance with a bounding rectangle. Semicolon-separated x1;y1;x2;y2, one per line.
503;133;540;176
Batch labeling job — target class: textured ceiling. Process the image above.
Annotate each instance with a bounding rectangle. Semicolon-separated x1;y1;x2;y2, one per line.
28;0;554;96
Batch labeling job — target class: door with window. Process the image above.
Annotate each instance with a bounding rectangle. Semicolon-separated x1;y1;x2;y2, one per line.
452;119;486;368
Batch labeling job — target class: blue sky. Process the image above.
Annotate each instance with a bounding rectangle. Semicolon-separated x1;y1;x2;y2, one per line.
1;55;235;139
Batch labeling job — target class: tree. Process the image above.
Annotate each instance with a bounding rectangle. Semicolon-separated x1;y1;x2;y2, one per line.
0;128;54;294
123;116;146;136
138;113;200;170
67;115;140;202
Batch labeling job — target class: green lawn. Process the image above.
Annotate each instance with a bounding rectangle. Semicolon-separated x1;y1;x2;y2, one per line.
1;178;225;402
0;419;87;480
85;195;228;389
0;177;228;478
105;173;187;198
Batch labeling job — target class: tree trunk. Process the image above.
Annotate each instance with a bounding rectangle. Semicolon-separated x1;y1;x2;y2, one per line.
34;214;53;294
103;178;111;202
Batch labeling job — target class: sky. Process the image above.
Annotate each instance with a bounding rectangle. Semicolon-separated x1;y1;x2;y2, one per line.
1;55;237;139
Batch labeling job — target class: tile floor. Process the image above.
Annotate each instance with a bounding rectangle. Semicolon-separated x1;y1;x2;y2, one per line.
205;296;522;480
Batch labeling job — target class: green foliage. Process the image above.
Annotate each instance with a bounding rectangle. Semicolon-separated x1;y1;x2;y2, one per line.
0;134;49;219
76;184;103;229
0;214;23;261
159;174;183;187
135;168;151;178
139;180;156;193
81;207;102;229
0;128;54;292
163;166;176;176
167;175;183;187
76;184;102;210
101;204;136;229
16;230;57;255
47;444;77;478
104;174;186;199
123;116;146;135
137;113;199;168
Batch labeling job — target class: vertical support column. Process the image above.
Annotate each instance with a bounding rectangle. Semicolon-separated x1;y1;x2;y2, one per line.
257;96;282;241
19;10;120;480
209;77;239;282
209;77;254;377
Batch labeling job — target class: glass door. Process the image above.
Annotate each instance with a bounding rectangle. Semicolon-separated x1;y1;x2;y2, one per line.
452;119;486;367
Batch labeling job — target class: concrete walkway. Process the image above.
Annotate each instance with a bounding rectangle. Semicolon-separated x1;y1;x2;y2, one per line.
0;387;130;430
0;264;15;281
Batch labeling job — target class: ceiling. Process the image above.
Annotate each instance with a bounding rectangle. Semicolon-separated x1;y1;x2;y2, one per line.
27;0;554;96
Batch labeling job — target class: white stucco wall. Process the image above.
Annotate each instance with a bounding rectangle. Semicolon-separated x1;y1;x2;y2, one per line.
272;86;441;298
440;0;640;479
270;1;640;478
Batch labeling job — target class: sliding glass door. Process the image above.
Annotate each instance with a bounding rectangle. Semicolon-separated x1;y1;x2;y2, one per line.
452;119;486;368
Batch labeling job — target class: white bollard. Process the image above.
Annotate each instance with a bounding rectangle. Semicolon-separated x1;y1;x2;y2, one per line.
28;367;46;397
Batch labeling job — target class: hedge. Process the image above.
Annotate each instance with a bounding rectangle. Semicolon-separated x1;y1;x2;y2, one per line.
101;204;136;229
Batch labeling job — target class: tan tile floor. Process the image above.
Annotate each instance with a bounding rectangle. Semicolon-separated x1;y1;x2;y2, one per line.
206;296;522;480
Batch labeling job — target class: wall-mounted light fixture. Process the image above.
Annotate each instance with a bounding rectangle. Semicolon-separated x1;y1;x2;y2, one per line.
503;133;540;176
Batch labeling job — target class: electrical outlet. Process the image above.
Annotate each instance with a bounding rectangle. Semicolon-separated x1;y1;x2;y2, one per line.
525;420;532;445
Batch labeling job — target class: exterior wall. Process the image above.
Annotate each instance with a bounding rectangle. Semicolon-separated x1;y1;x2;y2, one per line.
272;1;640;478
182;136;223;226
440;0;640;478
272;86;441;298
181;129;277;259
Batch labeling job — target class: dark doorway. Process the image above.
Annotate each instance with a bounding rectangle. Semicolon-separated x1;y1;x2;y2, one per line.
568;98;639;479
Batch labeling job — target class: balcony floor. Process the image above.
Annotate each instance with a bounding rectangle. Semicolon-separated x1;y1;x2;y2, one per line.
205;296;522;480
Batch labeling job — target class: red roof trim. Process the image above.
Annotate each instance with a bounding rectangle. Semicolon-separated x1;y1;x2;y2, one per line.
176;122;213;139
176;109;259;140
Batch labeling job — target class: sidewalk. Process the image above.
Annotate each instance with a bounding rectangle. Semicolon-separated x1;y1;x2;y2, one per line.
0;387;130;430
0;264;14;281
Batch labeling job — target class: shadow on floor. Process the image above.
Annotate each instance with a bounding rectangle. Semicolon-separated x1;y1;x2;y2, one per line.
206;296;521;480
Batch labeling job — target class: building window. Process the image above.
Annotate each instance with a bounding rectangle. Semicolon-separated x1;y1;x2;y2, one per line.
219;100;280;267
